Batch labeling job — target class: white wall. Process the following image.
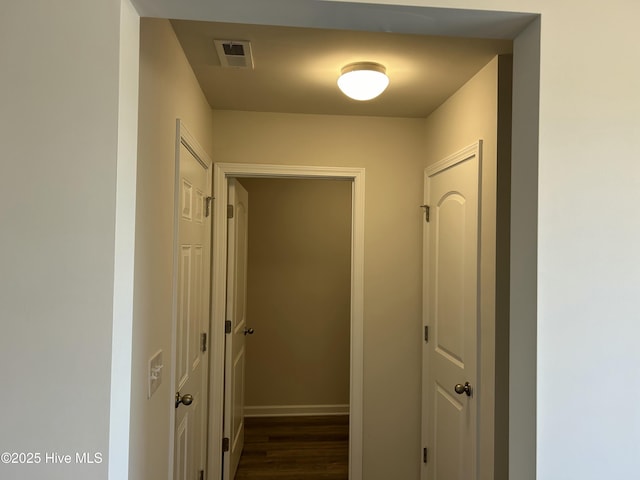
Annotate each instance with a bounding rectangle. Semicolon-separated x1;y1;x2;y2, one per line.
110;1;140;478
131;18;215;480
531;5;640;476
0;1;125;479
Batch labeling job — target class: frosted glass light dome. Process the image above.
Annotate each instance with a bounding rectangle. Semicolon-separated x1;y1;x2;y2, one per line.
337;62;389;101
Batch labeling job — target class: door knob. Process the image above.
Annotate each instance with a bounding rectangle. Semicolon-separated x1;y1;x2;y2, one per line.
454;382;472;397
243;327;255;336
175;392;194;408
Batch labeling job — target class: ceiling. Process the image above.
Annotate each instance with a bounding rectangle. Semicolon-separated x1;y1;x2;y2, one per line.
171;19;512;118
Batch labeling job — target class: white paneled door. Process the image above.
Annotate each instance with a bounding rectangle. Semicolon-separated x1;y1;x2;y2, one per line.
174;126;211;480
223;178;249;480
422;143;481;480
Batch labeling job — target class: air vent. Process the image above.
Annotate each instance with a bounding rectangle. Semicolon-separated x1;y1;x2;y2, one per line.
213;40;254;69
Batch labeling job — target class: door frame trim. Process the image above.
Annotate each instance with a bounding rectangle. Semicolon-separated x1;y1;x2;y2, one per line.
208;163;365;480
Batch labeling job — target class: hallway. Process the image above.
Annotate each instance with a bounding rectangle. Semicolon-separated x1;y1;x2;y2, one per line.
235;416;349;479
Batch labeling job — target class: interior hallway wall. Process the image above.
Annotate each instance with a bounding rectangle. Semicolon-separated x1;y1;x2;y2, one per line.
212;110;425;480
131;18;215;480
10;1;640;480
422;55;511;480
240;178;352;415
0;1;129;478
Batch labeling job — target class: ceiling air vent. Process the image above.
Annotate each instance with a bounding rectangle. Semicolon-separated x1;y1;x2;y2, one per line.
213;40;254;69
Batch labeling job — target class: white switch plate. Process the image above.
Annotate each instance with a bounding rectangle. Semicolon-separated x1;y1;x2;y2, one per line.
148;350;164;399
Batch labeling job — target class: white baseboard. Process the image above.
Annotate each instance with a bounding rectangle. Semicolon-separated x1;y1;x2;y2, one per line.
244;404;350;417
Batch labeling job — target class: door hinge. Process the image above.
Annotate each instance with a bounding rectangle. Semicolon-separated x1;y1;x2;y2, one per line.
222;437;230;453
200;332;207;352
424;326;429;343
420;204;430;222
199;469;205;480
205;196;213;218
423;447;428;464
225;320;232;334
227;204;234;219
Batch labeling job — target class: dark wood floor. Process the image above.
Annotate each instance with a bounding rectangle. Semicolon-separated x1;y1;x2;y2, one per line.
234;415;349;480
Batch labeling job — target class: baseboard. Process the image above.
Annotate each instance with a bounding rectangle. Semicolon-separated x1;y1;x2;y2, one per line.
244;404;350;417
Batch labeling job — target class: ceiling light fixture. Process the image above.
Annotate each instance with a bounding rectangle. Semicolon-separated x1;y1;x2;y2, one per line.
337;62;389;101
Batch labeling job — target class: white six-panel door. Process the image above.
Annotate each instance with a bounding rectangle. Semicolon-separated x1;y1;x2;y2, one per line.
223;178;249;480
173;123;211;480
422;142;481;480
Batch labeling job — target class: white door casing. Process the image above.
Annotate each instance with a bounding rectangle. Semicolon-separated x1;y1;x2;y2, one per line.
208;164;365;480
172;120;212;480
223;179;249;479
422;142;481;480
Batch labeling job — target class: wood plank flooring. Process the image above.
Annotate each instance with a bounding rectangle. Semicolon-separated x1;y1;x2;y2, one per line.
234;415;349;480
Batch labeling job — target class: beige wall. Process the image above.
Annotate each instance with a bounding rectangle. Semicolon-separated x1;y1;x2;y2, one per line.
422;55;511;480
130;18;215;480
213;110;426;479
134;19;426;479
239;178;351;411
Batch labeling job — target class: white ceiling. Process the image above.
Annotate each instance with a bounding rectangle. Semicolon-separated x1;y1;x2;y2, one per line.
132;0;535;118
171;19;512;118
132;0;536;39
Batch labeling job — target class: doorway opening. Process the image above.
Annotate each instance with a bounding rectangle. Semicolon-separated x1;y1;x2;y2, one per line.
127;5;540;480
209;163;366;480
233;177;352;479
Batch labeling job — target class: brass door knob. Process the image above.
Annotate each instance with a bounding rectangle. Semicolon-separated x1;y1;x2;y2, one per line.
175;392;194;408
454;382;472;397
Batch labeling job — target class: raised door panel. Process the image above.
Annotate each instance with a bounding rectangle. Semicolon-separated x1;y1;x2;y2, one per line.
434;194;466;368
434;385;463;480
190;246;203;371
175;415;188;480
177;246;191;390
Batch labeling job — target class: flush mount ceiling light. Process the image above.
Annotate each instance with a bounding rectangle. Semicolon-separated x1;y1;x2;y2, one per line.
337;62;389;101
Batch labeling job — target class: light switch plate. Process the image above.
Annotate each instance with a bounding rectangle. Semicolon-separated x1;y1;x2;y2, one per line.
148;350;164;399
